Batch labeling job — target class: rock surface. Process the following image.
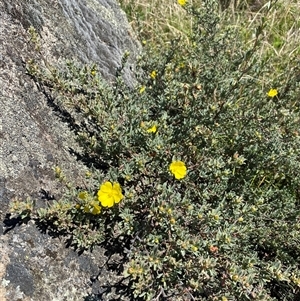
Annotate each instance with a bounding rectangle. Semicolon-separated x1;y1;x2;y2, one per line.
0;0;139;299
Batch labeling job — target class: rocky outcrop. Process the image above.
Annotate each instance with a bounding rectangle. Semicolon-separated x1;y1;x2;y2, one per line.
0;0;139;300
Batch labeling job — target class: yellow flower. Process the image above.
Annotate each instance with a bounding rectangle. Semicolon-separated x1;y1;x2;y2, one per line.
78;191;88;200
84;200;101;215
150;70;157;79
91;70;96;76
139;85;146;94
178;0;186;6
147;125;157;133
267;88;278;97
90;201;101;215
169;160;187;179
97;181;124;207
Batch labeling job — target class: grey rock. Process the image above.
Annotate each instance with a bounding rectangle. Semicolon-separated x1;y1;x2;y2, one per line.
5;263;35;296
0;0;140;300
1;219;125;301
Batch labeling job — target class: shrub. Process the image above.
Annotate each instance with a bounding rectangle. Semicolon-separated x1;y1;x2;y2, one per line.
12;0;300;300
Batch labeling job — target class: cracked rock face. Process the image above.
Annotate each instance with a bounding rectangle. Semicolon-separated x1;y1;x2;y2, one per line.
0;0;139;299
0;220;124;301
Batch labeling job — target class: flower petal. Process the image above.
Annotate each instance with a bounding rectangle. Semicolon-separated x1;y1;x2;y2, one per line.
99;194;114;207
91;203;101;215
99;181;113;193
112;182;124;203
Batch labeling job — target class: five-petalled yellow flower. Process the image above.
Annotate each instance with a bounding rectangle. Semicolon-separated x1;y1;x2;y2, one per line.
169;161;187;179
267;89;278;98
97;181;124;207
178;0;186;6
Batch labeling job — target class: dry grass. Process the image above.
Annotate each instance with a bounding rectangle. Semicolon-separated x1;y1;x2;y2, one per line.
234;0;300;87
119;0;195;46
119;0;300;58
119;0;300;93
